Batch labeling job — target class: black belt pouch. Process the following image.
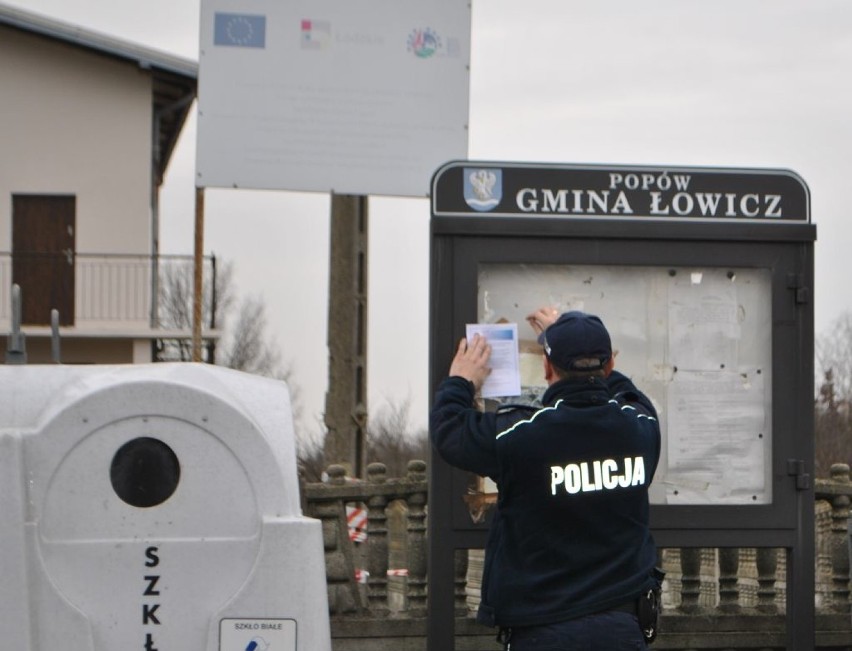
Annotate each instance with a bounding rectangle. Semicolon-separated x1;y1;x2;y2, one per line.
637;567;665;644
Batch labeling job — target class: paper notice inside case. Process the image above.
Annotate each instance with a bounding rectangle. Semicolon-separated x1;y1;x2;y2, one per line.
664;369;768;503
466;323;521;398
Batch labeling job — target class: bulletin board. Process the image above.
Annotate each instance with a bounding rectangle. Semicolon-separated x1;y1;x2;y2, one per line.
476;263;773;505
427;161;816;651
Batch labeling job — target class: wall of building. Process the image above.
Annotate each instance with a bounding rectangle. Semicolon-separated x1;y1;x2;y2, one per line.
0;25;152;255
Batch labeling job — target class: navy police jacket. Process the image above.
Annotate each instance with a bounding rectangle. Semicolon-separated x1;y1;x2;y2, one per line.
430;370;661;628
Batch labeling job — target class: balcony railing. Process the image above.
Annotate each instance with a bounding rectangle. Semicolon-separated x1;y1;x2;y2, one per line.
0;252;216;331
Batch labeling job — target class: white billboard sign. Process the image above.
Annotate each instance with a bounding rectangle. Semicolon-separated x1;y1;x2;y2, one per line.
196;0;470;197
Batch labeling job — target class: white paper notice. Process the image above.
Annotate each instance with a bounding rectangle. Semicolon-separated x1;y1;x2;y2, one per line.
466;323;521;398
668;274;740;372
665;369;768;503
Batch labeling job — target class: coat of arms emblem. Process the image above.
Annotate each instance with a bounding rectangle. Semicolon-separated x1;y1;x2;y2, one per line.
464;168;502;212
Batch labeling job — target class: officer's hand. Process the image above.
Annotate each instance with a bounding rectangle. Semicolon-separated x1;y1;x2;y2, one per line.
526;306;560;337
449;334;492;392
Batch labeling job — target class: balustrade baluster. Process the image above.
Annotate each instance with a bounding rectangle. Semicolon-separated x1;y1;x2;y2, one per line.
719;547;741;612
318;464;362;613
366;462;389;612
829;463;851;613
454;549;469;616
756;547;778;614
405;460;429;615
680;547;703;613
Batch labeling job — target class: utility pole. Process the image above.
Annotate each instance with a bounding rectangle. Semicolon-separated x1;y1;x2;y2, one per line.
323;194;368;478
192;186;205;362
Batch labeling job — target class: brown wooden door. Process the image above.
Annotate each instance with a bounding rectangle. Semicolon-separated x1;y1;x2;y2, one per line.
12;195;76;326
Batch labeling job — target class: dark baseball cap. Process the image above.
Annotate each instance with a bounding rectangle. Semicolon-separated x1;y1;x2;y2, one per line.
539;311;612;371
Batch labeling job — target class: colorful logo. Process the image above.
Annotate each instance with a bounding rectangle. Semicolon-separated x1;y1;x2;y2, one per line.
301;19;331;50
464;168;502;212
407;27;441;58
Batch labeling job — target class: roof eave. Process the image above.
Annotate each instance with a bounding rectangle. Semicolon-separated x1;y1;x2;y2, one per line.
0;2;198;79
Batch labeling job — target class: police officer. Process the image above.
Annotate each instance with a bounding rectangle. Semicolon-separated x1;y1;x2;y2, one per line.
430;308;661;650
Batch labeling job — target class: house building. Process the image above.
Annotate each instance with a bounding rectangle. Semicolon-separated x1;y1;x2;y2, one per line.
0;2;208;364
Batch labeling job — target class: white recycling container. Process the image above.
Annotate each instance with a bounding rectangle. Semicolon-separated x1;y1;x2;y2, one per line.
0;363;331;651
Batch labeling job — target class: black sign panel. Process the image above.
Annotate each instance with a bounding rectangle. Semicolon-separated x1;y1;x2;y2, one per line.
432;161;810;223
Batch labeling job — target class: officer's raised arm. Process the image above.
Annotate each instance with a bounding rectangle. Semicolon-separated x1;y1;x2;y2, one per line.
525;306;560;338
448;333;492;392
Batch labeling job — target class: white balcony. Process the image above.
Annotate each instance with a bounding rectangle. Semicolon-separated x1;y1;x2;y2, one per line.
1;253;219;364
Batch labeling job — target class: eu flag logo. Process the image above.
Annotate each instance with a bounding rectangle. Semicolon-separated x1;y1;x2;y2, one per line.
214;13;266;48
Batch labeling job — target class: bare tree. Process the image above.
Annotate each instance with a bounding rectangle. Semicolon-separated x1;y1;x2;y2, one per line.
297;398;429;482
155;256;303;429
156;257;235;363
365;398;429;478
816;312;852;405
815;312;852;476
297;444;327;484
221;294;282;376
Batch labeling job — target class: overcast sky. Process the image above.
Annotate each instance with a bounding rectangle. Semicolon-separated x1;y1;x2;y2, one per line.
7;0;852;437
